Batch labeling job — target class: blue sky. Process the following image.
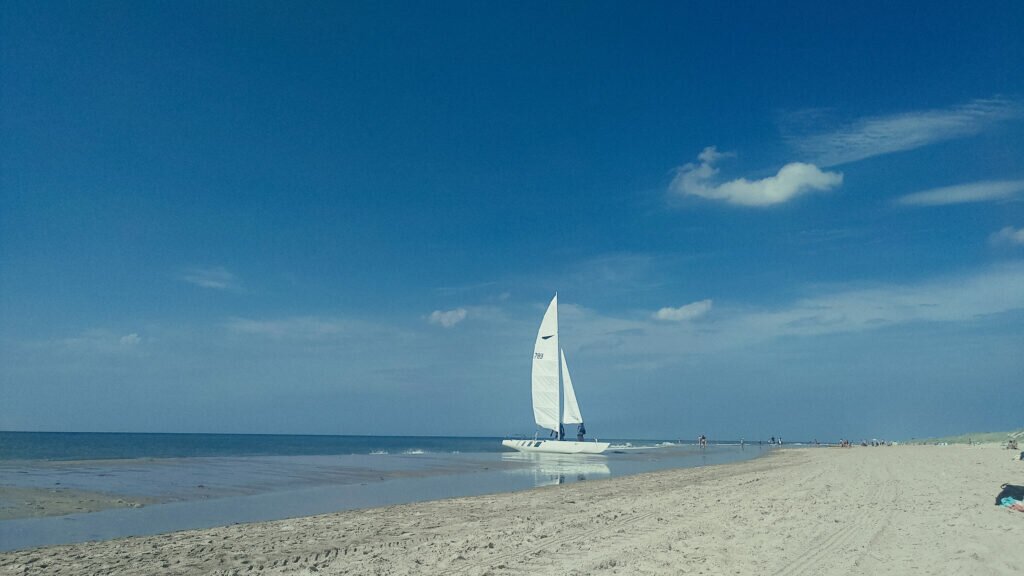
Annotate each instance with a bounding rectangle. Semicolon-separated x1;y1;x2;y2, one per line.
2;1;1022;441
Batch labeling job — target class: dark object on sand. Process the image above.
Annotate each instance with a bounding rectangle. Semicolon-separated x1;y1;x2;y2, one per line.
995;484;1024;506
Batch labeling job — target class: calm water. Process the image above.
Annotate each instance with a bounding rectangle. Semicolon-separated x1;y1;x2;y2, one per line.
0;431;768;551
0;431;511;461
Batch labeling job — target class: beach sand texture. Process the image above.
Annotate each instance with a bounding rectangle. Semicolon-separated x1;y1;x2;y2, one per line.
2;444;1021;575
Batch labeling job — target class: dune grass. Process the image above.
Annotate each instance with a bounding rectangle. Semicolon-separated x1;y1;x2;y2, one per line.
910;429;1023;445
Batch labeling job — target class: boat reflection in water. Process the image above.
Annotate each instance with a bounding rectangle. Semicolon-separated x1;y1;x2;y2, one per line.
501;451;611;487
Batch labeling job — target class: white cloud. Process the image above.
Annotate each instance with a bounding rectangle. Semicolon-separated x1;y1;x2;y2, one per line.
895;180;1024;206
428;308;468;328
653;299;713;321
182;266;238;290
788;97;1023;166
670;147;842;207
990;226;1024;247
119;333;141;346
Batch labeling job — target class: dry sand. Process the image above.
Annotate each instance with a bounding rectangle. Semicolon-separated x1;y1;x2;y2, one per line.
2;444;1022;575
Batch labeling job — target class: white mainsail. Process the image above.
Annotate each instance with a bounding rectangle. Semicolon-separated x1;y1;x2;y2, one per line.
531;294;560;433
560;349;583;425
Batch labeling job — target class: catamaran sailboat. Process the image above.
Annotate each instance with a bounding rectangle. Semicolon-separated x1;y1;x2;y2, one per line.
502;294;610;454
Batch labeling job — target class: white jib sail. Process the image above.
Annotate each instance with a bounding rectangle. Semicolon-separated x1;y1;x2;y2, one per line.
560;349;583;425
532;294;560;433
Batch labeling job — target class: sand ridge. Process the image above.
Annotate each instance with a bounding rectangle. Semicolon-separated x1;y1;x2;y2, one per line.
1;444;1021;575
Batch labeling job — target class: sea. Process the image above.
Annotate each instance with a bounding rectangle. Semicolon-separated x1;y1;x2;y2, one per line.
0;431;769;552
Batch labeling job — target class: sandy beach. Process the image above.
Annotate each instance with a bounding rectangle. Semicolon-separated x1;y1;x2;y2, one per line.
2;444;1021;575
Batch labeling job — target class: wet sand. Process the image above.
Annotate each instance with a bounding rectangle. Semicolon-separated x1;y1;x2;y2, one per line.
1;444;1022;575
0;487;149;520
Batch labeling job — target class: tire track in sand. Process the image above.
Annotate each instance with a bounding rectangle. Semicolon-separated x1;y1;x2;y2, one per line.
771;454;897;576
450;508;660;575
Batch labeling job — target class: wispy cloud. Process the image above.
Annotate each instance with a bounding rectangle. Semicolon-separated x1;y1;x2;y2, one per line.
550;263;1024;370
653;299;713;321
428;308;468;328
433;282;500;297
731;264;1024;338
563;253;665;292
895;179;1024;206
990;226;1024;247
225;316;350;339
669;147;842;207
181;266;238;290
787;97;1023;166
29;329;146;356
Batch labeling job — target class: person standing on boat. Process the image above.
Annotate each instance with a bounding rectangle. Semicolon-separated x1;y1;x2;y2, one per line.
558;423;565;441
577;422;586;442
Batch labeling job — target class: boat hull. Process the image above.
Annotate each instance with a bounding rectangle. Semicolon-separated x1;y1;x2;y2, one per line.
502;439;610;454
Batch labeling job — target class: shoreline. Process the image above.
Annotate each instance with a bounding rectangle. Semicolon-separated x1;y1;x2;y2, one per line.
0;446;763;551
2;444;1021;574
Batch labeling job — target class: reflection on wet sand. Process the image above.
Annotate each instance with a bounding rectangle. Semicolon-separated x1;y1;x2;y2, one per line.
501;452;611;486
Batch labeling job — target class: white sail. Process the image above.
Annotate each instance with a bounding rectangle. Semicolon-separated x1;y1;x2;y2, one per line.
560;349;583;424
504;293;609;455
531;294;560;433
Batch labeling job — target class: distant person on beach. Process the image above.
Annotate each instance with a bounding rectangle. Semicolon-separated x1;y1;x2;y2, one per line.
770;436;776;445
